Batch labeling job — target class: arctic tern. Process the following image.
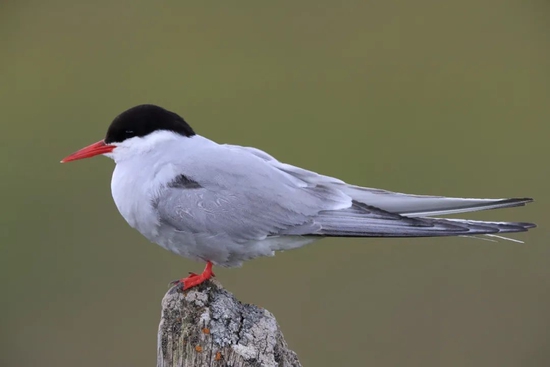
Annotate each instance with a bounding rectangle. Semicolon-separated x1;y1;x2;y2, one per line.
61;104;535;290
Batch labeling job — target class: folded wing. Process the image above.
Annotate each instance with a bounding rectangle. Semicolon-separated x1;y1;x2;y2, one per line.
232;145;535;237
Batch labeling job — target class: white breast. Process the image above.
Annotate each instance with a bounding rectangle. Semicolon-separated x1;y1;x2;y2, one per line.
110;157;162;241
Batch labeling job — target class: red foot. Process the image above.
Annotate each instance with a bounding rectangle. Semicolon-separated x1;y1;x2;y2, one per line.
170;261;215;291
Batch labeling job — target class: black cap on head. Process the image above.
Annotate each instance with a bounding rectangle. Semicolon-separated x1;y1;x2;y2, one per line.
105;104;195;144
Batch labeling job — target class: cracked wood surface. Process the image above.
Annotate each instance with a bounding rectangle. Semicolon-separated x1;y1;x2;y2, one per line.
157;279;302;367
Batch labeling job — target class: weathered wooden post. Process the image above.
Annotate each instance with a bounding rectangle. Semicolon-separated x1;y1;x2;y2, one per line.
157;279;302;367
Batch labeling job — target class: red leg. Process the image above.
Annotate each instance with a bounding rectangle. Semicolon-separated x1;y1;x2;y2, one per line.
171;261;215;291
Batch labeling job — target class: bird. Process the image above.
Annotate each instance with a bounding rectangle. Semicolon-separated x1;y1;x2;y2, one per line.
61;104;535;290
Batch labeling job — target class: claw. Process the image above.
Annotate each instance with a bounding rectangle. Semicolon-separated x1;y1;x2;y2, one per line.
169;261;214;291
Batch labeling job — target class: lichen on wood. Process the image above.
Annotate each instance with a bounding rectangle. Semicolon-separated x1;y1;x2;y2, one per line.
157;279;301;367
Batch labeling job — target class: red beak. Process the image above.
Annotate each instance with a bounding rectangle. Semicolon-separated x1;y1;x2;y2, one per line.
60;140;115;163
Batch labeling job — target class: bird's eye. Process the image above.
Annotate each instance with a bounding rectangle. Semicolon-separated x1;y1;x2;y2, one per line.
125;130;135;136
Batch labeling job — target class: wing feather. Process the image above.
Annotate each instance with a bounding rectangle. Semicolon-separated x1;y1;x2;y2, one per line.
155;143;534;243
234;145;533;217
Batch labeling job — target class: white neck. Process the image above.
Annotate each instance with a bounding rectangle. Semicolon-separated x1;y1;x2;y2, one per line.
105;130;188;163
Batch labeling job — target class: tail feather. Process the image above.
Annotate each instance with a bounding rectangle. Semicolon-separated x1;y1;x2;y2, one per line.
436;218;536;233
316;217;535;238
309;201;535;238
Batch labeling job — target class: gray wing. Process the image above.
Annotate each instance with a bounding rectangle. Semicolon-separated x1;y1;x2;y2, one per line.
153;146;350;242
154;143;534;241
155;184;321;242
237;145;533;217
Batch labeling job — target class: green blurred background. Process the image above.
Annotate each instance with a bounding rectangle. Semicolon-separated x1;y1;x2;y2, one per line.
1;1;548;366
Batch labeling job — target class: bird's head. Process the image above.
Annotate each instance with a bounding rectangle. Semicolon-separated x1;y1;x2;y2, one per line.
61;104;195;163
